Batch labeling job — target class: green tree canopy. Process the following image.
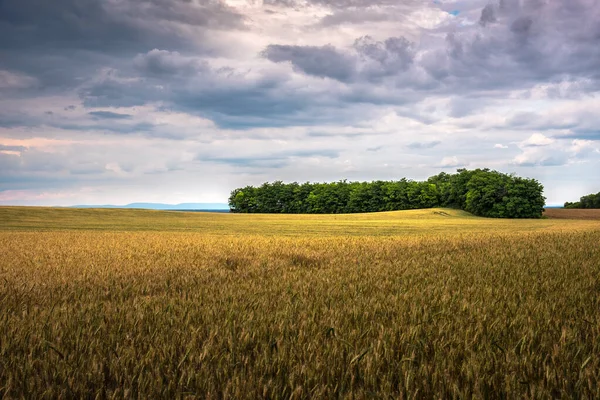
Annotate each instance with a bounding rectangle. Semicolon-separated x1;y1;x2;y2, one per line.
229;169;546;218
564;191;600;209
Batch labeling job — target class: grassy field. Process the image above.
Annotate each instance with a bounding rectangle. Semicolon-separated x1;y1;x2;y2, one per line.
1;207;599;398
1;206;599;236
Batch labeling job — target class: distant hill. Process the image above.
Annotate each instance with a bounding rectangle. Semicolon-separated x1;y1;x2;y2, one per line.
71;203;229;210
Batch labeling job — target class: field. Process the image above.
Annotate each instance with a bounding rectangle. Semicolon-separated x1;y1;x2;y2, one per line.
1;207;599;398
543;208;600;220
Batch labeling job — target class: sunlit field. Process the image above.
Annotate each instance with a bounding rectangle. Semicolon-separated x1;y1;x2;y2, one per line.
1;207;599;398
2;206;599;235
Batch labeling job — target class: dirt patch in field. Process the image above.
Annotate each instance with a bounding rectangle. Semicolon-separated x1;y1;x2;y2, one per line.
544;208;600;220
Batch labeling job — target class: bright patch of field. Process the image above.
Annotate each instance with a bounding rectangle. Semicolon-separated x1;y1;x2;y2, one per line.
1;207;599;398
1;206;599;236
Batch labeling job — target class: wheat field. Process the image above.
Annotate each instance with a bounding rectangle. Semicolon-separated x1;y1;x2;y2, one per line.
1;207;599;398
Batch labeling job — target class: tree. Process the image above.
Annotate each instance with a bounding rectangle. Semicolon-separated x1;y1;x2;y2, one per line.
228;169;546;218
564;191;600;209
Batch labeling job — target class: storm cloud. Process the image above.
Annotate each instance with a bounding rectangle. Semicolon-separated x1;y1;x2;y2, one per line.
1;0;599;206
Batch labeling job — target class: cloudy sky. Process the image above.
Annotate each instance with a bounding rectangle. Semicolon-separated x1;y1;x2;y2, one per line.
1;0;599;206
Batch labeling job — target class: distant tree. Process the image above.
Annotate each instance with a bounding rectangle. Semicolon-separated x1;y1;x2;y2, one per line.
228;186;257;213
382;180;410;211
464;171;545;218
564;192;600;209
464;170;506;217
502;176;546;218
427;172;452;206
228;169;546;218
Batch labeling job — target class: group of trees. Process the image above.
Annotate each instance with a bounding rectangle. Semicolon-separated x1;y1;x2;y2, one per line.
564;192;600;209
229;169;546;218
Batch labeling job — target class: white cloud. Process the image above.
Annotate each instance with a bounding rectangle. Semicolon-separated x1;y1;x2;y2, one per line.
520;133;555;147
570;139;596;155
512;148;566;167
439;156;464;168
512;137;599;168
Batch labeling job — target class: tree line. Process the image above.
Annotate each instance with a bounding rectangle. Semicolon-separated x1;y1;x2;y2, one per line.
564;192;600;209
229;168;546;218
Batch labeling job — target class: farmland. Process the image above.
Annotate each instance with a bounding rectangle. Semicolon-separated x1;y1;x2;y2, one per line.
1;207;599;398
543;208;600;220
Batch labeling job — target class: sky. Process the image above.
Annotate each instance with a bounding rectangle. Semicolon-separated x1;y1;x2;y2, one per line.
1;0;599;207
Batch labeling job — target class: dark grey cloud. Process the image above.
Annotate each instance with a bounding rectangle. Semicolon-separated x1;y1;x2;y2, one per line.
54;121;156;135
265;0;420;9
407;141;441;150
1;0;598;207
84;1;598;130
172;88;314;129
262;36;415;83
479;4;497;26
510;16;533;35
203;156;289;169
80;76;154;109
0;145;27;152
354;36;415;77
78;50;423;129
498;108;600;142
80;76;313;129
0;109;153;134
0;153;21;175
315;0;425;27
506;112;540;128
0;111;157;138
307;130;367;138
319;9;394;26
263;0;299;7
367;146;383;152
434;1;600;92
261;37;414;85
201;149;340;168
556;129;600;141
0;0;244;90
88;111;133;120
263;45;356;82
7;0;600;133
504;112;579;131
448;98;492;119
174;79;311;120
133;49;209;77
262;0;600;107
0;0;244;52
0;114;39;129
79;50;369;129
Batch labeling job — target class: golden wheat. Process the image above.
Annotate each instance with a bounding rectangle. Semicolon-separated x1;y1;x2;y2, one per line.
0;207;599;398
